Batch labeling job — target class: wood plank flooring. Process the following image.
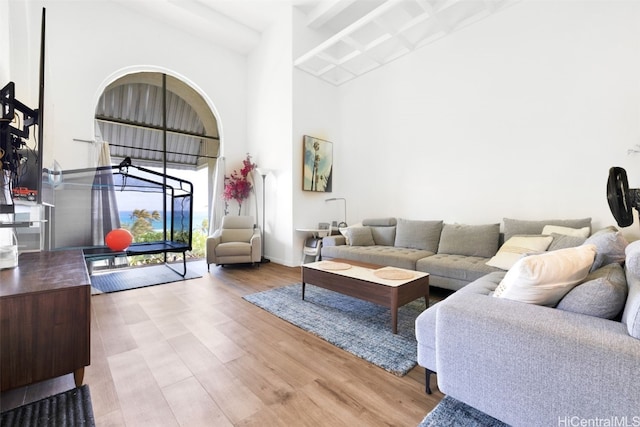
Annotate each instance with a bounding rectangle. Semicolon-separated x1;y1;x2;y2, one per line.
0;261;444;426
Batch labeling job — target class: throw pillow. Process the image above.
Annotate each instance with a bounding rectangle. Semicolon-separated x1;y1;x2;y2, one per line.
394;219;443;252
556;263;628;319
346;226;375;246
625;239;640;278
582;228;628;271
339;223;362;245
370;226;396;246
503;217;591;242
542;225;590;238
622;240;640;339
485;235;554;270
547;233;587;251
493;244;597;306
437;223;500;258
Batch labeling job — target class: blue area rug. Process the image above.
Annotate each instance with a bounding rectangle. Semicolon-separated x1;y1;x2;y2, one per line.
0;385;95;427
418;396;510;427
91;263;202;294
243;283;433;376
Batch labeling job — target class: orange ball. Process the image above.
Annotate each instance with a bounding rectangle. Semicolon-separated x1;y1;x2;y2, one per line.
105;228;133;251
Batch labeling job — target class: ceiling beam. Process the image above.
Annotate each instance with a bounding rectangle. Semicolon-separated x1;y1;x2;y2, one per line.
306;0;358;29
295;0;403;65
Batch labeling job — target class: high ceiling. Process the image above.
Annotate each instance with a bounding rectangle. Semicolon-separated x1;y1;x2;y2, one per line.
95;1;519;170
293;0;517;85
116;0;519;85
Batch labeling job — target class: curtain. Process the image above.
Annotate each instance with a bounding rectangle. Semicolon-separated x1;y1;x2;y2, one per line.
208;156;226;235
91;141;121;245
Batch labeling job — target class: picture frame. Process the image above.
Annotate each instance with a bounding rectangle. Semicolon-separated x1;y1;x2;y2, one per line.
302;135;333;192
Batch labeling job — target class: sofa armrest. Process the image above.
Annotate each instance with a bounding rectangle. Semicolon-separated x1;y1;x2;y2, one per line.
206;234;221;265
322;235;346;246
436;292;640;426
250;229;262;262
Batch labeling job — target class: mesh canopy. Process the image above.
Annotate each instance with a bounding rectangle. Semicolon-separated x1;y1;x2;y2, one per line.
57;163;193;250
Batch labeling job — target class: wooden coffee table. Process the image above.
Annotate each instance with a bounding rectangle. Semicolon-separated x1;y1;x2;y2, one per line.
301;259;429;334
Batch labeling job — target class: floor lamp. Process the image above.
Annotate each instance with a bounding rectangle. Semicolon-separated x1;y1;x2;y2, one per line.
256;168;271;263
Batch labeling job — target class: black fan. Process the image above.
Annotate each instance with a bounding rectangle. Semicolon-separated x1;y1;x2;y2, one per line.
607;166;640;227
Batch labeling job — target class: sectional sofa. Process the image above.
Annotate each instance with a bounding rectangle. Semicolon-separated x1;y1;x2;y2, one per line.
415;228;640;426
323;216;640;424
321;216;593;290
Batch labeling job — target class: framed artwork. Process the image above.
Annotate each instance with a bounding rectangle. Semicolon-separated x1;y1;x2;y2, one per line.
303;135;333;192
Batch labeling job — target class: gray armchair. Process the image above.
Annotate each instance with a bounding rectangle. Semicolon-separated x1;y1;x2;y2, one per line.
206;215;261;270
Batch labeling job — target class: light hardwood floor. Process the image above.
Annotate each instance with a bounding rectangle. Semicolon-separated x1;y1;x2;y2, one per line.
0;261;444;426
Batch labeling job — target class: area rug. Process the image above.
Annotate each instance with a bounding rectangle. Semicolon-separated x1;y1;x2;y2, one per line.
0;385;95;427
243;283;433;376
91;263;202;294
418;396;510;427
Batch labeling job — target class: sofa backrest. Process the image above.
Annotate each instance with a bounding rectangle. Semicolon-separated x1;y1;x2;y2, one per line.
220;215;255;243
502;217;592;242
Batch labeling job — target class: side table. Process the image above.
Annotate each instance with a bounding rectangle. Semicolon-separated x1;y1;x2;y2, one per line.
0;250;91;391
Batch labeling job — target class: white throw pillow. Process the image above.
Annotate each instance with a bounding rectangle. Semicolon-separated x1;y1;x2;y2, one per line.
486;235;554;270
542;225;590;238
494;244;597;306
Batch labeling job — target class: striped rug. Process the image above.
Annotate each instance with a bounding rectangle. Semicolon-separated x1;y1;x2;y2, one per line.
0;385;95;427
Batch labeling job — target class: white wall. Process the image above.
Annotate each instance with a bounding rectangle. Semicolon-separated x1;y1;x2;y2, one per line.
3;1;43;147
8;0;248;171
336;0;640;238
290;8;341;265
0;0;10;84
247;6;294;265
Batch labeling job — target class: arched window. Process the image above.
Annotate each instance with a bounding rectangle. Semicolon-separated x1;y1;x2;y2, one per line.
95;72;219;171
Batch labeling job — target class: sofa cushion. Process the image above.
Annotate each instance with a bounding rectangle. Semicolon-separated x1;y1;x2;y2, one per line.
547;233;587;251
394;219;443;252
503;217;591;242
556;263;628;319
346;226;375;246
623;240;640;339
216;241;252;256
485;235;553;270
417;254;503;284
582;228;627;272
320;245;433;270
437;223;500;258
493;244;597;306
415;271;506;371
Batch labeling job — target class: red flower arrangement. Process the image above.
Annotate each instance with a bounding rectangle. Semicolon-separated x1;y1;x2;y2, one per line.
223;153;257;215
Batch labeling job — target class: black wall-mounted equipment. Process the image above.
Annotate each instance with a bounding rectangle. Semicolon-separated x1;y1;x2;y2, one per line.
607;166;640;227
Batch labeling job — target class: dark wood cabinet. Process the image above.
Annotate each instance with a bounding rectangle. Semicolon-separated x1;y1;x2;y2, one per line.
0;250;90;391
